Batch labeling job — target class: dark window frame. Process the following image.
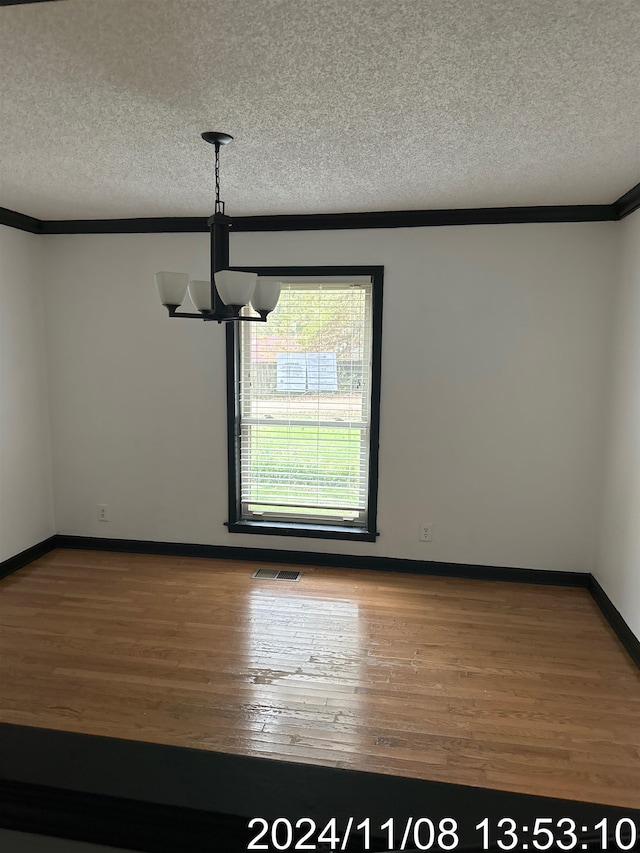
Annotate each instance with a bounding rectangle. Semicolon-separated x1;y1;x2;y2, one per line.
225;265;383;542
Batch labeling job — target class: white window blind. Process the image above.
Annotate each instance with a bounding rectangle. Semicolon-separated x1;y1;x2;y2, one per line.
237;279;374;526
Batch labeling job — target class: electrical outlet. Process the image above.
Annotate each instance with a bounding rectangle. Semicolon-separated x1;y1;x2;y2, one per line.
97;504;109;522
419;523;432;542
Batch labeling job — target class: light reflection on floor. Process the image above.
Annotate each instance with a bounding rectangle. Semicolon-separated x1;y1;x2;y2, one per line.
242;586;363;758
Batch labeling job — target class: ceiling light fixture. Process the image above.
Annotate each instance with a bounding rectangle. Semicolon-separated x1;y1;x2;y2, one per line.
155;132;281;323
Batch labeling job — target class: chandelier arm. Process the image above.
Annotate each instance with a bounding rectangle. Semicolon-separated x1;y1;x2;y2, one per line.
165;306;206;319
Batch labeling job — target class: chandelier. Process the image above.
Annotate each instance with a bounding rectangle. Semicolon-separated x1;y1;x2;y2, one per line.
155;132;281;322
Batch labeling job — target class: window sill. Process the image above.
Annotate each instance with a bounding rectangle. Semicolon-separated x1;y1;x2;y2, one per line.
226;520;378;543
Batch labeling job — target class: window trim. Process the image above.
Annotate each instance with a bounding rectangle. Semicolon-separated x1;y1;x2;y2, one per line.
225;265;383;542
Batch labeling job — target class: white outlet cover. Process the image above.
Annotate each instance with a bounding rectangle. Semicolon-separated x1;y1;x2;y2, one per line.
419;523;432;542
97;504;109;522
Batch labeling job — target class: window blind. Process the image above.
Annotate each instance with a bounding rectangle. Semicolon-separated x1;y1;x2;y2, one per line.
237;280;374;526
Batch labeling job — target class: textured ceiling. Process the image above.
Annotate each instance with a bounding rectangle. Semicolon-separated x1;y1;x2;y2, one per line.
1;0;639;219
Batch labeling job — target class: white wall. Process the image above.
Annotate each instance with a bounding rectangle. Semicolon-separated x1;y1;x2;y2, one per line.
43;223;617;572
597;209;640;637
0;225;55;562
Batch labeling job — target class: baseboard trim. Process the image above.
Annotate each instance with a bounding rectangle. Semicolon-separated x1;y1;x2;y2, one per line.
53;534;590;587
0;536;57;581
589;576;640;668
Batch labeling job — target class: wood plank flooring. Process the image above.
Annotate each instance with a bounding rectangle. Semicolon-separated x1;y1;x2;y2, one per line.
0;549;638;808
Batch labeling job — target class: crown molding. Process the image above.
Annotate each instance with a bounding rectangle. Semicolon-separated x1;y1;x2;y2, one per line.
41;217;209;234
0;206;42;234
613;181;640;220
231;205;617;231
2;186;640;236
0;0;65;5
1;204;618;236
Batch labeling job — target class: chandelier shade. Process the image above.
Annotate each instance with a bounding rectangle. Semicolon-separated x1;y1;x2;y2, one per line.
214;270;258;307
251;279;282;314
155;272;189;307
188;280;212;312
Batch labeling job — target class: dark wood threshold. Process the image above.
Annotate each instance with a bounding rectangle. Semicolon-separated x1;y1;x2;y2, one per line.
0;724;637;852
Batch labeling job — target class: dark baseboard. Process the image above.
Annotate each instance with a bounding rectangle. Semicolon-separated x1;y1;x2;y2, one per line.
589;576;640;668
0;724;636;853
53;533;590;587
0;535;57;581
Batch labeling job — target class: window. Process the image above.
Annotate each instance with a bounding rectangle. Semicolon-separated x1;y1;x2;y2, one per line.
226;266;383;541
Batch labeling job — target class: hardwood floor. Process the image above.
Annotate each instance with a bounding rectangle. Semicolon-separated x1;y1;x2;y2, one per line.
0;549;639;808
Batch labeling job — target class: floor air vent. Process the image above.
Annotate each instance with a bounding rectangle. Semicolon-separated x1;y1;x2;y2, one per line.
252;568;303;582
